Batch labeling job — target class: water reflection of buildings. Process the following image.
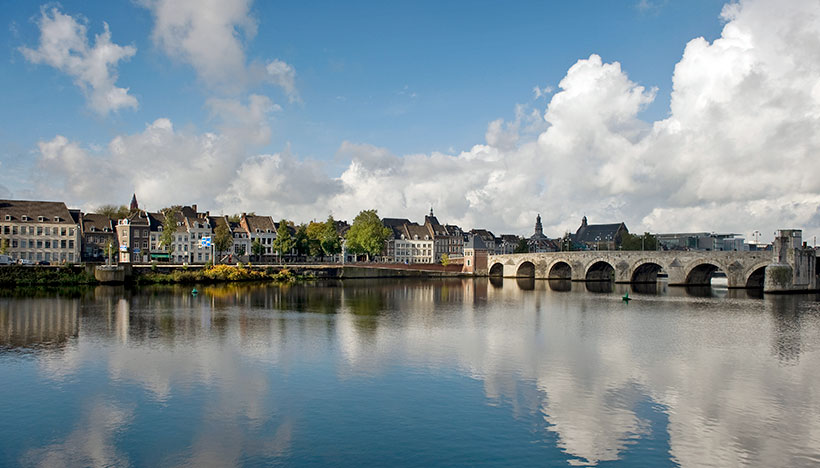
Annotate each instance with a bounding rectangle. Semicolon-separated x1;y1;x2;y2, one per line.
0;297;80;349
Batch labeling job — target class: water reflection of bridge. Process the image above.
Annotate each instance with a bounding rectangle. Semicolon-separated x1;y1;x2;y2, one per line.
488;251;773;288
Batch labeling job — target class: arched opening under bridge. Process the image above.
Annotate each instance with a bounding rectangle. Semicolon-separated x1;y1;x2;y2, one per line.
489;263;504;277
685;263;726;286
516;261;535;278
548;261;571;279
745;266;766;289
585;261;615;282
631;262;663;283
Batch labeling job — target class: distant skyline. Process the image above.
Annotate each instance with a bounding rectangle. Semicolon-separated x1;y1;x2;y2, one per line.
2;0;819;243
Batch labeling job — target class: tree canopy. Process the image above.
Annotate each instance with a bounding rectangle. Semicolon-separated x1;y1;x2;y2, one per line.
620;232;658;251
159;208;179;254
97;204;130;220
273;219;294;260
514;238;529;253
345;210;390;260
213;223;233;261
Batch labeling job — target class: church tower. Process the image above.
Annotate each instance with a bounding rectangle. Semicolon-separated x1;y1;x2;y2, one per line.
534;214;544;237
130;193;139;212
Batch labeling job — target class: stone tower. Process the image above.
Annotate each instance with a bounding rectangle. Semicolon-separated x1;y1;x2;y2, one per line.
130;193;139;212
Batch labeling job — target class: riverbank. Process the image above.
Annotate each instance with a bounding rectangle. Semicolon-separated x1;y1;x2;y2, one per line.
0;263;466;286
0;265;96;286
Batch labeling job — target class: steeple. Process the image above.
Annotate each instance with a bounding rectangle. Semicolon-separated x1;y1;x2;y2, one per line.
130;193;139;212
534;214;543;237
429;207;434;217
581;215;588;227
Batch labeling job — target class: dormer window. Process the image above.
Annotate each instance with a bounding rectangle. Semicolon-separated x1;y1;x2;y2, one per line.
54;216;60;222
38;216;45;222
4;215;10;221
21;215;29;221
90;226;96;232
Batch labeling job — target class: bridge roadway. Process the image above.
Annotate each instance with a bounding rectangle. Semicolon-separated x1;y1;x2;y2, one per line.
487;250;772;288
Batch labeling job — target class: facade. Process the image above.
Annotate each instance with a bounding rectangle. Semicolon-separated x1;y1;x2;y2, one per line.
572;216;628;250
116;212;150;263
656;232;744;251
80;213;115;262
462;235;488;274
424;209;463;261
470;229;497;255
0;199;81;263
394;223;435;264
240;214;277;261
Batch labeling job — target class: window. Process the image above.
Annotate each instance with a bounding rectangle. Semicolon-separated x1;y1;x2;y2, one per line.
3;215;9;221
54;217;60;222
44;240;50;249
69;240;74;249
38;216;45;222
11;240;17;248
61;240;66;249
68;228;74;236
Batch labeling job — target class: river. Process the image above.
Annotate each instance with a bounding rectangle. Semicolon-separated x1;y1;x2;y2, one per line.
1;279;819;467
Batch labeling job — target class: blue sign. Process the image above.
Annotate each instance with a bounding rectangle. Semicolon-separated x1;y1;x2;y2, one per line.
201;237;212;248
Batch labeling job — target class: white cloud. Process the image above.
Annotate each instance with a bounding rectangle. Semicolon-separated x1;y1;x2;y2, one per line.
20;7;137;115
139;0;298;99
32;0;820;242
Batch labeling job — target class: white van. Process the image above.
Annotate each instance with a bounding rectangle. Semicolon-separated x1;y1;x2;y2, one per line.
0;255;14;265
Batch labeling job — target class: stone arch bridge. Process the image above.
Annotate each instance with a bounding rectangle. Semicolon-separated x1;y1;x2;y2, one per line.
488;251;773;288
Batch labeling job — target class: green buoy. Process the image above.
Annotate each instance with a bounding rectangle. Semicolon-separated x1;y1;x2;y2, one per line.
192;288;198;296
622;292;630;302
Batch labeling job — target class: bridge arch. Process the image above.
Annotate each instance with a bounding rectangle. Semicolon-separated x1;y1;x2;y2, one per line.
548;261;572;279
585;260;615;281
489;263;504;277
744;262;769;289
516;261;535;278
631;262;663;283
685;262;725;286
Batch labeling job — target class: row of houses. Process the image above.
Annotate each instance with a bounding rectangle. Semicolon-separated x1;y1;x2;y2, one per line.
3;195;748;267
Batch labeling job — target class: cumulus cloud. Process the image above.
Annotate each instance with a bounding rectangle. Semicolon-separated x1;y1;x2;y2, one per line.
139;0;298;100
218;149;343;218
20;7;138;114
32;0;820;242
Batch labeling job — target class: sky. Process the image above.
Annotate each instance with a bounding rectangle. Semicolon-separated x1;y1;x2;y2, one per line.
1;0;819;243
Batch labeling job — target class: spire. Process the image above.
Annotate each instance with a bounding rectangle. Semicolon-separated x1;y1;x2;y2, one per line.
429;207;434;217
581;215;588;227
534;214;543;237
130;193;138;212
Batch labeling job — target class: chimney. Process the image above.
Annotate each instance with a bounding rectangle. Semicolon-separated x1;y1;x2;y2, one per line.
192;204;197;213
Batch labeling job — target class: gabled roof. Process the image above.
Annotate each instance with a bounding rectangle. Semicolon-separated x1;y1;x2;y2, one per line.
574;223;628;243
470;229;496;242
81;213;114;233
0;199;77;224
243;214;276;233
402;223;431;240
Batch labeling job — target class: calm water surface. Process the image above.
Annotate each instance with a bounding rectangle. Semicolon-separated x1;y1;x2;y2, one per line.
1;279;820;467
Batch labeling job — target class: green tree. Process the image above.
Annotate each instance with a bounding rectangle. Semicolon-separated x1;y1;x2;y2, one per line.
620;232;657;251
305;221;325;257
0;238;8;255
213;223;233;263
251;239;264;261
159;208;179;259
560;232;574;251
320;215;342;258
440;253;450;266
514;238;529;253
294;224;310;257
98;204;130;220
227;214;241;223
345;210;390;261
273;220;294;262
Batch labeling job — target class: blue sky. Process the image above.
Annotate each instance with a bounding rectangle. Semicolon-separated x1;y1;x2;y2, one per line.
2;0;819;241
